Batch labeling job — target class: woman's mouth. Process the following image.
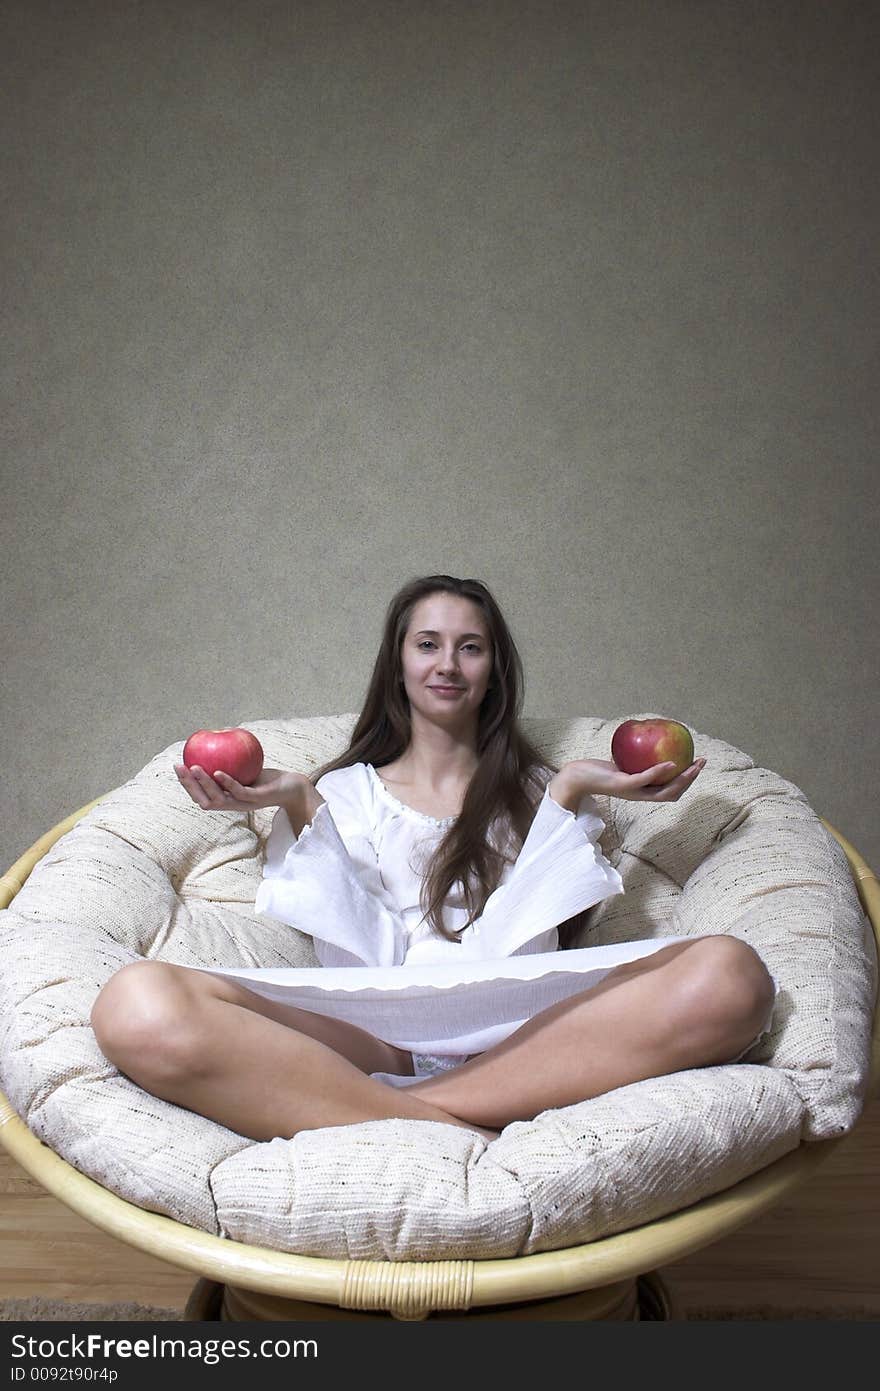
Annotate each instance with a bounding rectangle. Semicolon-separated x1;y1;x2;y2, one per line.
429;685;465;696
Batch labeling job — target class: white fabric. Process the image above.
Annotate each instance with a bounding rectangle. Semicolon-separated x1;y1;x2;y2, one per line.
198;761;644;1068
255;761;624;967
197;939;695;1056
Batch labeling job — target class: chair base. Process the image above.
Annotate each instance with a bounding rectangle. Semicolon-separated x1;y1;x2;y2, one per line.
183;1268;678;1321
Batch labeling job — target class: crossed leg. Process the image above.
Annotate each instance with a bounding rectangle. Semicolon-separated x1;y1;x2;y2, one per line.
90;962;500;1142
405;935;776;1129
90;935;774;1144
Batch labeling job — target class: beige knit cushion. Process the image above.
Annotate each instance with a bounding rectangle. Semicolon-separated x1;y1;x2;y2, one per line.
0;713;875;1258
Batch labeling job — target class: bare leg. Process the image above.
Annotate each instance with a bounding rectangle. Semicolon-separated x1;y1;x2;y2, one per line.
405;936;776;1130
90;962;499;1143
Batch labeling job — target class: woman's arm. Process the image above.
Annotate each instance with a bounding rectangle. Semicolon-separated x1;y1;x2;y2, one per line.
551;756;707;808
281;780;327;836
174;760;407;965
258;766;409;967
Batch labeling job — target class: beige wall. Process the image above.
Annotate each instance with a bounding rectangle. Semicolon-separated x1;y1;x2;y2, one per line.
3;0;878;876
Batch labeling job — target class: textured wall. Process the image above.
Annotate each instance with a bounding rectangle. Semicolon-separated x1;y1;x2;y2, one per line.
2;0;877;875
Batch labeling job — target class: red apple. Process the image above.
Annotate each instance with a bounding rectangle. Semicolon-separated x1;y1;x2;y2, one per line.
610;718;695;784
182;728;264;785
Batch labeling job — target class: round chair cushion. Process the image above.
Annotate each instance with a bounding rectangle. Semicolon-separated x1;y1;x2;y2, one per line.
0;714;875;1260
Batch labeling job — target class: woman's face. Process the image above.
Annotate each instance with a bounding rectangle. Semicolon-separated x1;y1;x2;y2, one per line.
399;593;494;724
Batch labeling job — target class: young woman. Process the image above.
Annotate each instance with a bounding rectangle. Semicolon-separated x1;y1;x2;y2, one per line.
91;574;776;1145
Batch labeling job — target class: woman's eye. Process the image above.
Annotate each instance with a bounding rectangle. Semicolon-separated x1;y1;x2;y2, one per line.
417;641;482;652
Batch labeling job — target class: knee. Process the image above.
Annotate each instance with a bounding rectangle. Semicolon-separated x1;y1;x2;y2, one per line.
674;935;776;1054
91;960;201;1081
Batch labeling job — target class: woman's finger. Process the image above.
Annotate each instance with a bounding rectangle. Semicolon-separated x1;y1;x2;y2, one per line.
214;770;242;793
200;767;256;811
651;759;705;783
190;766;230;807
189;766;218;801
652;760;706;800
215;771;256;804
175;764;211;809
631;762;678;785
678;759;706;781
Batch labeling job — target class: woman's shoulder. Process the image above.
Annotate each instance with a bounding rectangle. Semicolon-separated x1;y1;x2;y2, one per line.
314;761;371;801
315;761;419;817
312;763;378;837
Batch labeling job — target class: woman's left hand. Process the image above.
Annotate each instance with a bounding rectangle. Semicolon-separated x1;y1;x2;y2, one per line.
560;757;707;803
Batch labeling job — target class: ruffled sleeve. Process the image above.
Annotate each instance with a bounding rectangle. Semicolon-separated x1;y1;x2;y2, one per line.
457;781;624;960
253;766;408;967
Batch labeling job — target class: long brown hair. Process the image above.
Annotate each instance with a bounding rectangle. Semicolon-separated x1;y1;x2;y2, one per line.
310;574;585;948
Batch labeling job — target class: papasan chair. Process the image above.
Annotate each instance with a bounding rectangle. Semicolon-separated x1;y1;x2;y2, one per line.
0;713;877;1322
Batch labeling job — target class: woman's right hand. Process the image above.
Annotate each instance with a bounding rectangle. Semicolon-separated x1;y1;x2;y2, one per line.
173;763;312;814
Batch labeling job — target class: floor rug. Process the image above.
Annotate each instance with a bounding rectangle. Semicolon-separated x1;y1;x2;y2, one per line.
0;1297;184;1322
1;1297;878;1321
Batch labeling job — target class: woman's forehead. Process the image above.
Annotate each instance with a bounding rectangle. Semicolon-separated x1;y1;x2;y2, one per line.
408;595;489;636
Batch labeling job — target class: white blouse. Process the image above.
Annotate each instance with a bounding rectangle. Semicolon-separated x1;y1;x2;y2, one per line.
253;761;624;968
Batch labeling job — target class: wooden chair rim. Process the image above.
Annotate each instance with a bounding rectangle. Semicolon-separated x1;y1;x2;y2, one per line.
1;790;878;1310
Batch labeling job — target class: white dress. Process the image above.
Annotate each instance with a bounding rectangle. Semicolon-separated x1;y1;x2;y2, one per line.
191;761;703;1086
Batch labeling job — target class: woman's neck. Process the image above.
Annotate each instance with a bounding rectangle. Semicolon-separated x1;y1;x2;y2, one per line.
394;745;479;792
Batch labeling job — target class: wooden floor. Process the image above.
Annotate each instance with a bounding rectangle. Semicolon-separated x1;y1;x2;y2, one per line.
2;1100;878;1319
